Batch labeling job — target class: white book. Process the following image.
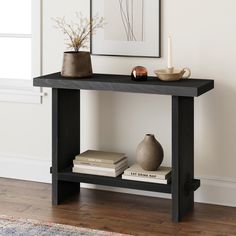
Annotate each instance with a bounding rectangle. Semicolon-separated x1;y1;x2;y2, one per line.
73;158;128;169
124;164;171;180
73;161;128;173
122;174;170;184
73;166;126;177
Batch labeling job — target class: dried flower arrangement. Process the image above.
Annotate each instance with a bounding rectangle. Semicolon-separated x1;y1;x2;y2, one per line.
53;12;105;52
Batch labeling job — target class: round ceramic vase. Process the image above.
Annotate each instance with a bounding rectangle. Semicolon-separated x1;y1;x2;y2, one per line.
136;134;164;171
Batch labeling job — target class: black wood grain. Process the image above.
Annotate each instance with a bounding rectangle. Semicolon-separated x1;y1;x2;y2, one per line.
35;73;214;222
52;88;81;205
172;96;194;222
34;72;214;97
58;168;171;194
185;179;201;192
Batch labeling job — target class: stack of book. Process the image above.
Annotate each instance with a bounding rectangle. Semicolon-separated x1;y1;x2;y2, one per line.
122;164;171;184
73;150;128;177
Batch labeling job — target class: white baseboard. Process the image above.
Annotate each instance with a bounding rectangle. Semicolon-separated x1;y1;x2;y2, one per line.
194;176;236;207
0;155;235;207
81;183;171;199
0;154;51;183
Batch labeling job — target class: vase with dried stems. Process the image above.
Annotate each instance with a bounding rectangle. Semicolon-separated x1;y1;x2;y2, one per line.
53;13;105;78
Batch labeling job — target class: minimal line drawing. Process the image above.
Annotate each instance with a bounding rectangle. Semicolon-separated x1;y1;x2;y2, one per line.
92;0;160;57
118;0;144;41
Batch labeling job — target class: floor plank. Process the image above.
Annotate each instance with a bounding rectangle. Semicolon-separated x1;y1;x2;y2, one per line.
0;178;235;236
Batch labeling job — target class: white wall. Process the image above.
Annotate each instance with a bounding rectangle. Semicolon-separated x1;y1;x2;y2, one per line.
0;0;236;206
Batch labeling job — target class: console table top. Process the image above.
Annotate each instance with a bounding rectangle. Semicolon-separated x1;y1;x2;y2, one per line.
34;72;214;97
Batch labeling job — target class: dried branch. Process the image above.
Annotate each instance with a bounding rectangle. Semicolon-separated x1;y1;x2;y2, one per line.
53;12;106;52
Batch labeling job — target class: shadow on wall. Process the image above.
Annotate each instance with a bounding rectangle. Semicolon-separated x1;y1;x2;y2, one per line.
87;91;171;166
195;81;236;177
81;82;236;178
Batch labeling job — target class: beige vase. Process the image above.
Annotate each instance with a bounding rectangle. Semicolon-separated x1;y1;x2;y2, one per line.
136;134;164;171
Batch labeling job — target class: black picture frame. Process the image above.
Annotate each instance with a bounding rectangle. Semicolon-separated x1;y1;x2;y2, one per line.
90;0;161;58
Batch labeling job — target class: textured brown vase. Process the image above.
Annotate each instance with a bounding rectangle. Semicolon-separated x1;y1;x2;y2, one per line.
136;134;164;171
61;51;93;78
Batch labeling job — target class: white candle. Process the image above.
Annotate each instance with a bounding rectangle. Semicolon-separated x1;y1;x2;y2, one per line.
168;36;173;69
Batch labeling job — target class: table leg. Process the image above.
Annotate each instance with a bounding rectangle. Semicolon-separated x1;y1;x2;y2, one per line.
52;88;81;205
172;96;194;222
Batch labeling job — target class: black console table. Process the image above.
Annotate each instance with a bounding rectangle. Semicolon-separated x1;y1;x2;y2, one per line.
34;73;214;222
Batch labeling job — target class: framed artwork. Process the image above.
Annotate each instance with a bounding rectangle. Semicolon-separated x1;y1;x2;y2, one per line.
90;0;161;58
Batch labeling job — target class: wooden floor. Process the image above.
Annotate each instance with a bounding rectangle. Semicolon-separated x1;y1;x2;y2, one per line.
0;178;235;236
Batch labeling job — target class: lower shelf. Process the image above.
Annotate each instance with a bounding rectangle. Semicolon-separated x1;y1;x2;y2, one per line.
58;168;172;194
